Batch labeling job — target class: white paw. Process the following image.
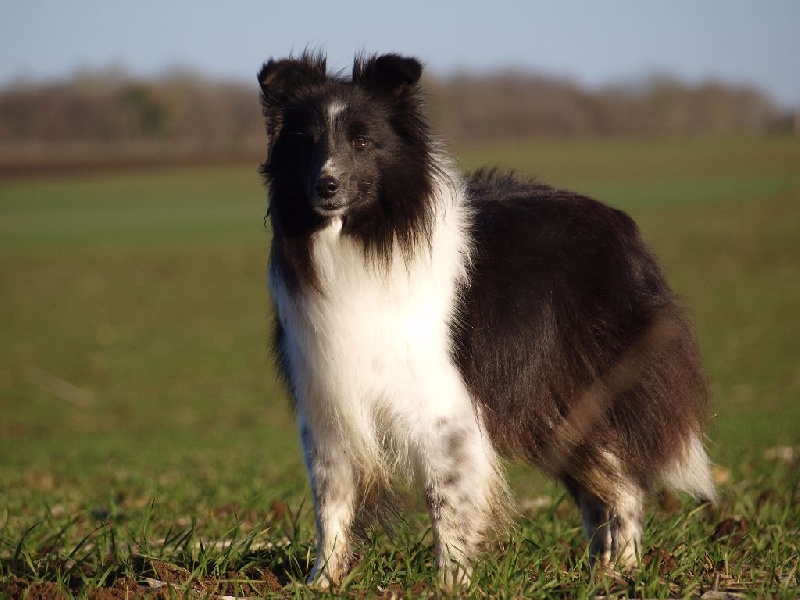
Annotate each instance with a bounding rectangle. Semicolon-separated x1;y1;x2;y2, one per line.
440;562;472;592
306;562;335;589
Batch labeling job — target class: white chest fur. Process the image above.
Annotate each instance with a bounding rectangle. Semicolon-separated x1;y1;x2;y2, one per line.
269;182;483;482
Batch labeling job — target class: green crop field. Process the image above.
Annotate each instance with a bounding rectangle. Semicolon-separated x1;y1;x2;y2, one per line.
1;136;799;598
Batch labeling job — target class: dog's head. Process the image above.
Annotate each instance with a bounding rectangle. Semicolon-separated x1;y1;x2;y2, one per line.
258;52;435;251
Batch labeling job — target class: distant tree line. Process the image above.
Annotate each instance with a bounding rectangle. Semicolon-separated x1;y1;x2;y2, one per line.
0;67;794;153
0;69;258;147
426;71;793;140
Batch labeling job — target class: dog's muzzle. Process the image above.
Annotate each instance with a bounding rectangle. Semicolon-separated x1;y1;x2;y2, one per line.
312;174;347;216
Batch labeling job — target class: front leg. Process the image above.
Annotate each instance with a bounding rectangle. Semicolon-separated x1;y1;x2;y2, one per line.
300;418;359;588
422;417;504;590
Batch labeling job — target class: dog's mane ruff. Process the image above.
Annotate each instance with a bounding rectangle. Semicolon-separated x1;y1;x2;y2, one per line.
309;153;467;290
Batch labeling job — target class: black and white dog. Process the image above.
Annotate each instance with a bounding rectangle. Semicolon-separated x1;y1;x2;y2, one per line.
258;52;715;589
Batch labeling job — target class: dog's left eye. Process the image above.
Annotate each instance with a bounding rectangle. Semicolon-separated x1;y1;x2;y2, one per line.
353;135;369;149
285;131;312;143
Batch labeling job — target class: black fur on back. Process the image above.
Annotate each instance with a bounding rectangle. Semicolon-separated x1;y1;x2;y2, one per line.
454;169;709;499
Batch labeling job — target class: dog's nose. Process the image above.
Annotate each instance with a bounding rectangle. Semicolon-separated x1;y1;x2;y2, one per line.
315;175;340;199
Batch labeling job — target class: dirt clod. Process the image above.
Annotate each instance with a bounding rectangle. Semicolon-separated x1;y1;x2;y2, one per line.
710;515;749;543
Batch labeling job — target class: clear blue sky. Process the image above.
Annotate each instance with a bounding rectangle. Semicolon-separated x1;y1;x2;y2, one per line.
2;0;799;107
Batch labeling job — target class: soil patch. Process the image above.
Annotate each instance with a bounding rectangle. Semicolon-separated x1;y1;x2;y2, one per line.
4;565;283;599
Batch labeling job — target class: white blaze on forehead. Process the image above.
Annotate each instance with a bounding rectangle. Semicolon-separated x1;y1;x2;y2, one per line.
321;100;347;176
326;100;346;129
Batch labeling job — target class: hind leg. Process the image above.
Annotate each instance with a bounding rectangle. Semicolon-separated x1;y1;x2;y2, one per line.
610;486;643;567
567;472;644;568
573;487;612;566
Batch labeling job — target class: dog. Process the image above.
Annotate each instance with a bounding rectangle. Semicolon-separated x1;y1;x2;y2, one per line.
258;52;715;589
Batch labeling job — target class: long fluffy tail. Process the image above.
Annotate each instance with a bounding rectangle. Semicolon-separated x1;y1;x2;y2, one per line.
660;433;717;502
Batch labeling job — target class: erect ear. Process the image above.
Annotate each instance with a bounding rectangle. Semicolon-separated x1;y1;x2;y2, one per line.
258;52;327;108
352;54;423;96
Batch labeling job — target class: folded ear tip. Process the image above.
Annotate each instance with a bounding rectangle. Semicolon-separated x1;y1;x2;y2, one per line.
258;54;328;96
258;58;288;90
354;53;424;92
257;61;275;86
376;54;423;84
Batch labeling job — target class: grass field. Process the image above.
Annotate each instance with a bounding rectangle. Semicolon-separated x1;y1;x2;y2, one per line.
1;136;799;598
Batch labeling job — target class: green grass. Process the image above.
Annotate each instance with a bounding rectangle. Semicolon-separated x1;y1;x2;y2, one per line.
1;136;799;598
